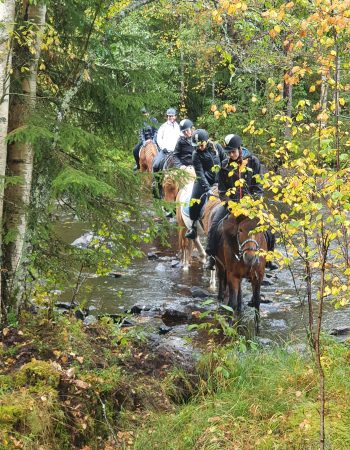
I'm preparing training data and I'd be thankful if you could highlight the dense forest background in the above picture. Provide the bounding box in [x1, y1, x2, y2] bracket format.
[1, 1, 350, 449]
[1, 0, 350, 318]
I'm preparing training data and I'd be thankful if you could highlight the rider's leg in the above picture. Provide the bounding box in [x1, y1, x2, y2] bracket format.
[152, 172, 163, 199]
[152, 151, 166, 199]
[185, 182, 206, 239]
[133, 142, 142, 170]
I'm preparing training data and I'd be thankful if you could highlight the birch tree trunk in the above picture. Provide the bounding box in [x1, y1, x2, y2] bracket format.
[3, 1, 46, 311]
[0, 0, 16, 320]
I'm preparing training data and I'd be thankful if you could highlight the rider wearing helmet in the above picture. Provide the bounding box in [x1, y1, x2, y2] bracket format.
[152, 108, 181, 197]
[185, 129, 225, 240]
[155, 108, 180, 156]
[173, 119, 195, 168]
[133, 107, 158, 171]
[204, 134, 277, 270]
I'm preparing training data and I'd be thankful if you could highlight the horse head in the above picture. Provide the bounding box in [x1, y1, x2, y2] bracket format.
[163, 164, 196, 203]
[223, 215, 263, 268]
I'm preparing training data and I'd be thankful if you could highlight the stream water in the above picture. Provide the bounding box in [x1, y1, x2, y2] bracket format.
[57, 218, 350, 344]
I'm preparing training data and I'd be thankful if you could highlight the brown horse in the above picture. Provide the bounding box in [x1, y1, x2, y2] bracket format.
[175, 182, 221, 272]
[139, 141, 158, 172]
[163, 165, 196, 203]
[218, 214, 267, 328]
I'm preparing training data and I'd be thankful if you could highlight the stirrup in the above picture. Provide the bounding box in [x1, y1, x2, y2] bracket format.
[185, 227, 197, 240]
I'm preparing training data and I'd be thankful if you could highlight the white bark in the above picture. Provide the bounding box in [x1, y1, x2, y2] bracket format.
[4, 2, 46, 307]
[0, 0, 16, 318]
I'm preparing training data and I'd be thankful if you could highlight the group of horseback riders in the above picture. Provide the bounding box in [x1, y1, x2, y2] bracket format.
[133, 107, 278, 272]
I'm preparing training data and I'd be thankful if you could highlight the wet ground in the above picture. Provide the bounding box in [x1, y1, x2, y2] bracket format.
[58, 219, 350, 344]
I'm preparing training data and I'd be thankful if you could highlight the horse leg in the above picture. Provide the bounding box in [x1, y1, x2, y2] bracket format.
[193, 237, 206, 263]
[217, 265, 226, 303]
[183, 242, 190, 271]
[209, 268, 216, 290]
[251, 278, 262, 334]
[178, 228, 189, 271]
[237, 283, 243, 313]
[183, 236, 194, 271]
[227, 275, 241, 314]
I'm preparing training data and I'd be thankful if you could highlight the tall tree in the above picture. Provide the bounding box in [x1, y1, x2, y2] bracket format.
[0, 0, 16, 319]
[3, 0, 47, 310]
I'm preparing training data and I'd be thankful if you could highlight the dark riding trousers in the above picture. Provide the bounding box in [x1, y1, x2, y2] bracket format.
[188, 142, 225, 221]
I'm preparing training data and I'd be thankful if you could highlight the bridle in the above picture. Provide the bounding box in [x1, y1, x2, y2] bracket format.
[234, 226, 260, 262]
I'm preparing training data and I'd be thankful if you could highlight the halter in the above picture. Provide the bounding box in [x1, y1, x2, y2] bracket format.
[234, 232, 260, 261]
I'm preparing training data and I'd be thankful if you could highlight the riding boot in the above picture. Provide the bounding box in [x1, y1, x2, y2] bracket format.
[204, 255, 216, 270]
[185, 221, 197, 240]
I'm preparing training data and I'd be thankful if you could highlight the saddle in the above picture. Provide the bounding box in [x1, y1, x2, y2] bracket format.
[162, 153, 176, 170]
[179, 184, 207, 219]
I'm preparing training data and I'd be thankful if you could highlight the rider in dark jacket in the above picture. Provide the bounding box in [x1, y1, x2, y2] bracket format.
[204, 134, 277, 270]
[185, 129, 225, 240]
[173, 119, 195, 168]
[133, 107, 158, 171]
[218, 148, 263, 201]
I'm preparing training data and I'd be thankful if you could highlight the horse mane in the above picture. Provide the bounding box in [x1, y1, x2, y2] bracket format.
[163, 166, 196, 203]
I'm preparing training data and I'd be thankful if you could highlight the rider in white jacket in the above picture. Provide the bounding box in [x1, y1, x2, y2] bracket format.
[152, 108, 181, 198]
[156, 108, 181, 152]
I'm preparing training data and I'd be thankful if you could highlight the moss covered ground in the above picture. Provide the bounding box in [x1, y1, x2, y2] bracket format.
[0, 312, 349, 449]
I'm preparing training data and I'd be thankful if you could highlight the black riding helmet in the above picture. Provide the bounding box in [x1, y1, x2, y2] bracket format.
[192, 129, 209, 146]
[180, 118, 193, 132]
[223, 134, 242, 152]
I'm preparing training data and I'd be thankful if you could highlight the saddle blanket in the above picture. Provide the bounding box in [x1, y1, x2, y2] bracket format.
[179, 182, 206, 218]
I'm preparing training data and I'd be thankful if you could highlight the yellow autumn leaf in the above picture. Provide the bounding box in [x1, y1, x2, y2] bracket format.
[274, 25, 281, 33]
[309, 85, 315, 92]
